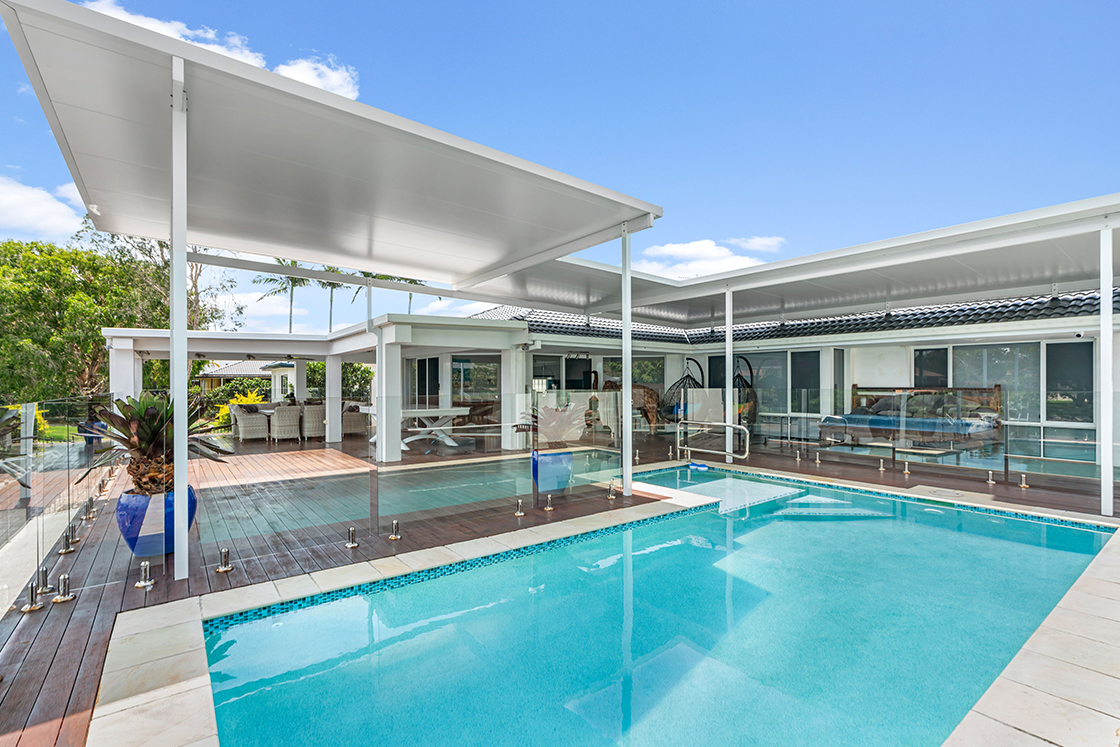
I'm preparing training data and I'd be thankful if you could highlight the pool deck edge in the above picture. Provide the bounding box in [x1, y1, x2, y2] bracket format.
[85, 597, 218, 747]
[943, 531, 1120, 746]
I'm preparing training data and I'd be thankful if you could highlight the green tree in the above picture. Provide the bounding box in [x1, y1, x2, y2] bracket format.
[317, 265, 344, 333]
[253, 259, 310, 333]
[70, 217, 239, 331]
[0, 240, 162, 403]
[306, 362, 374, 400]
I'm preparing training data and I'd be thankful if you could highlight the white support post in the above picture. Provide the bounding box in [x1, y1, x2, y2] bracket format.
[381, 343, 402, 462]
[622, 224, 633, 496]
[365, 280, 373, 333]
[294, 360, 307, 400]
[375, 329, 385, 461]
[438, 353, 453, 409]
[326, 354, 343, 443]
[170, 56, 189, 579]
[1101, 227, 1114, 517]
[501, 347, 526, 451]
[725, 289, 733, 463]
[107, 338, 136, 402]
[133, 355, 144, 398]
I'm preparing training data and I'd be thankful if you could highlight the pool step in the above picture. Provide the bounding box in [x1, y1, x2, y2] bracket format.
[786, 496, 851, 506]
[773, 506, 892, 520]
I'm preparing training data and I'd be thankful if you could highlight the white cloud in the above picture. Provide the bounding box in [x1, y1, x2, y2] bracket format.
[216, 291, 309, 318]
[643, 239, 732, 260]
[53, 182, 84, 212]
[82, 1, 360, 97]
[634, 238, 773, 280]
[634, 255, 765, 280]
[16, 82, 31, 95]
[274, 57, 359, 100]
[0, 176, 83, 242]
[82, 0, 265, 67]
[725, 236, 786, 253]
[414, 298, 498, 317]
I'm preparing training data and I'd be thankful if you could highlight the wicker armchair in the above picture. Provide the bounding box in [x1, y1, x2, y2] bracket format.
[302, 404, 326, 440]
[232, 405, 268, 442]
[270, 405, 302, 441]
[228, 404, 240, 439]
[342, 402, 369, 436]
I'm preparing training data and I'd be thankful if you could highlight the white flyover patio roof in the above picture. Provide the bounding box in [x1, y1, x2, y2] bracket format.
[0, 0, 661, 287]
[576, 192, 1120, 327]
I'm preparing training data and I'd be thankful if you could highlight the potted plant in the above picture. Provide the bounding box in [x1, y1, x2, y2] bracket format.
[527, 404, 587, 493]
[78, 394, 231, 556]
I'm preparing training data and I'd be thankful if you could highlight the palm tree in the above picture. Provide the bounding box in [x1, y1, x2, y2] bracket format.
[349, 271, 427, 314]
[253, 259, 310, 333]
[317, 265, 344, 332]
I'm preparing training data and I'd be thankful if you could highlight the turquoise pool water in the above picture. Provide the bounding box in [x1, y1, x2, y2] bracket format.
[205, 471, 1108, 746]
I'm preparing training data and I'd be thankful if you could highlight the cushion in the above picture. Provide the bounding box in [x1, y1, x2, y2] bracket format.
[346, 404, 361, 413]
[242, 404, 259, 413]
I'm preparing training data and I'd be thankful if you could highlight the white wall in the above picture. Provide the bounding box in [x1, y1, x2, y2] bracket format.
[850, 346, 910, 388]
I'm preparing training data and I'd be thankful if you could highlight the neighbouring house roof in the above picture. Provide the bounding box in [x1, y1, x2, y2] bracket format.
[474, 288, 1117, 345]
[198, 360, 277, 379]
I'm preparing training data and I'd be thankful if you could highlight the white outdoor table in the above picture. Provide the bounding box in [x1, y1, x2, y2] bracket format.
[400, 407, 470, 450]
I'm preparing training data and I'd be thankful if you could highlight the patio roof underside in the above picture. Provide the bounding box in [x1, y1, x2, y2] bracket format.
[0, 0, 660, 288]
[600, 195, 1120, 328]
[7, 0, 1120, 334]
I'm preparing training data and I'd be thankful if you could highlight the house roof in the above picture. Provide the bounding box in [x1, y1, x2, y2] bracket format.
[199, 360, 276, 378]
[475, 288, 1116, 345]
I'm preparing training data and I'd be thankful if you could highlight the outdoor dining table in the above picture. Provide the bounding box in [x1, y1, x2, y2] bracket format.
[400, 407, 470, 450]
[359, 405, 471, 450]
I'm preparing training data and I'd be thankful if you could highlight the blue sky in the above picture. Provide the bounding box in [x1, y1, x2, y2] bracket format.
[2, 0, 1120, 332]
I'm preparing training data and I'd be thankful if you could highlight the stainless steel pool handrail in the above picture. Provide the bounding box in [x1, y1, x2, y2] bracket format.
[676, 420, 750, 460]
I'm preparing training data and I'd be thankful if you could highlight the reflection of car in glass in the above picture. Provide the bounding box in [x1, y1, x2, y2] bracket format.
[819, 390, 1001, 447]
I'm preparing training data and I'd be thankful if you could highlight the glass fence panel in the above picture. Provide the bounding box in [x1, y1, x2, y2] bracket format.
[534, 389, 621, 492]
[187, 390, 373, 568]
[375, 392, 539, 535]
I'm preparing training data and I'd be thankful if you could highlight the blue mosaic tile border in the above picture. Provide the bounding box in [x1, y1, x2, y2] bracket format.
[632, 464, 1118, 534]
[203, 502, 716, 636]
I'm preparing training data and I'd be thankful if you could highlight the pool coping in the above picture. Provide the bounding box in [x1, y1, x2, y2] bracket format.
[84, 465, 1120, 747]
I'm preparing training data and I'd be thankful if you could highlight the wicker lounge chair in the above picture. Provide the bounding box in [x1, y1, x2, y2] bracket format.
[302, 404, 326, 440]
[342, 402, 369, 436]
[232, 405, 268, 442]
[270, 404, 302, 441]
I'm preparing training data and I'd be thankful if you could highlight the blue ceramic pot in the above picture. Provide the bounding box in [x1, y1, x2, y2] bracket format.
[116, 486, 197, 556]
[532, 451, 573, 492]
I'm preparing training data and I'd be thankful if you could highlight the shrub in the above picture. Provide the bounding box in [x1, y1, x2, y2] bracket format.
[213, 389, 266, 429]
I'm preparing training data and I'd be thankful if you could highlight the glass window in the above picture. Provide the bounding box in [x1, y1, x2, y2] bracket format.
[952, 343, 1040, 421]
[1043, 426, 1097, 463]
[452, 356, 500, 404]
[532, 355, 562, 391]
[603, 357, 666, 391]
[914, 348, 948, 387]
[564, 358, 592, 390]
[740, 351, 787, 414]
[1046, 342, 1093, 423]
[707, 356, 726, 390]
[790, 351, 820, 413]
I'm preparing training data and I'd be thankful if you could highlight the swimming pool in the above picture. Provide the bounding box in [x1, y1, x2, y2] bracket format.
[204, 470, 1109, 746]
